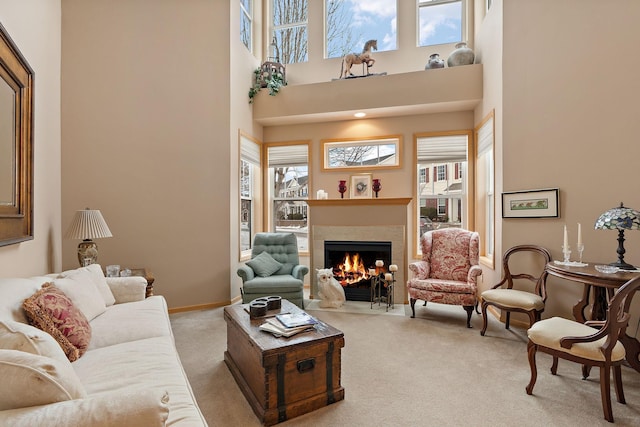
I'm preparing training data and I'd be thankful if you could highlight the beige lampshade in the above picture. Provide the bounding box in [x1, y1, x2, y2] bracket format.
[65, 209, 113, 240]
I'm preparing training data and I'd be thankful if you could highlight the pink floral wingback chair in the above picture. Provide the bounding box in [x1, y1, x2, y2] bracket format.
[407, 228, 482, 328]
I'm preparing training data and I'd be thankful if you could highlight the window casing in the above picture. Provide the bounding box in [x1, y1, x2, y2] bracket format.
[475, 112, 495, 268]
[240, 0, 252, 51]
[267, 143, 309, 253]
[240, 135, 261, 258]
[418, 0, 465, 47]
[272, 0, 308, 64]
[415, 132, 472, 256]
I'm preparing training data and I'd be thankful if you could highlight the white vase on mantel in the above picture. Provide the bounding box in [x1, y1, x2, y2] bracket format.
[447, 42, 475, 67]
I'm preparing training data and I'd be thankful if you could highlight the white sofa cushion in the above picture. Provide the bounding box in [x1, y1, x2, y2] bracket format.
[87, 296, 172, 350]
[59, 264, 115, 307]
[53, 272, 106, 321]
[0, 387, 169, 427]
[0, 320, 68, 364]
[0, 349, 86, 411]
[106, 276, 147, 303]
[74, 336, 206, 426]
[0, 277, 51, 322]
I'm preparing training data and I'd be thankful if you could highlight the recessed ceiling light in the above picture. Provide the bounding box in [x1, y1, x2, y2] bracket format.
[354, 112, 366, 118]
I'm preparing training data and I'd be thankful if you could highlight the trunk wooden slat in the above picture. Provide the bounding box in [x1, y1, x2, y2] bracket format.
[224, 300, 345, 426]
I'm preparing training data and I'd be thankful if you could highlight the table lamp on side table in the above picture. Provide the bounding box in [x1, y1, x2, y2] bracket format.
[594, 202, 640, 270]
[65, 208, 113, 267]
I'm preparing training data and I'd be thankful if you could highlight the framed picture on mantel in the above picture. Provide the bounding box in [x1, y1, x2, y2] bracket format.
[350, 174, 372, 199]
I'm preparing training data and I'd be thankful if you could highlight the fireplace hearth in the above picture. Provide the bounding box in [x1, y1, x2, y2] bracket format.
[324, 240, 391, 301]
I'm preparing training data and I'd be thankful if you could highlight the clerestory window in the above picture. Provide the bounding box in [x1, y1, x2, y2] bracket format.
[325, 0, 397, 59]
[418, 0, 464, 47]
[240, 0, 252, 51]
[272, 0, 308, 64]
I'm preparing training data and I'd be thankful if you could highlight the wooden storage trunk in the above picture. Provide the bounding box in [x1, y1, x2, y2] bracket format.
[224, 300, 345, 426]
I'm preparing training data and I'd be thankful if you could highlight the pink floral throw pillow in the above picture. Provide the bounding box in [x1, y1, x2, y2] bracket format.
[22, 283, 92, 362]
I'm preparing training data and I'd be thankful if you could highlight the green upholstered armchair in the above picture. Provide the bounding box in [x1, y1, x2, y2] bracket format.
[237, 232, 308, 308]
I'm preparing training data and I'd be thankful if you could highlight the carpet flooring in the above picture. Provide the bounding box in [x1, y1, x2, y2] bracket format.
[170, 301, 640, 426]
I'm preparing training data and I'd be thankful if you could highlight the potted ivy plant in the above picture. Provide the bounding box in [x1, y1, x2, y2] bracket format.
[248, 67, 286, 103]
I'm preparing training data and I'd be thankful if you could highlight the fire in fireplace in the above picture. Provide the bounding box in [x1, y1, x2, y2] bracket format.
[324, 240, 392, 301]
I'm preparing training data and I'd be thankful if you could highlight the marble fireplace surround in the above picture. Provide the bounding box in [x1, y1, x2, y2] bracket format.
[307, 198, 411, 304]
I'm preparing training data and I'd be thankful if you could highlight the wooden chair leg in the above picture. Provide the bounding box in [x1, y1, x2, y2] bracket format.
[505, 311, 511, 330]
[410, 298, 417, 318]
[480, 301, 489, 336]
[526, 311, 537, 328]
[551, 356, 558, 375]
[600, 364, 614, 423]
[463, 305, 473, 328]
[613, 365, 626, 404]
[526, 341, 537, 395]
[582, 365, 592, 379]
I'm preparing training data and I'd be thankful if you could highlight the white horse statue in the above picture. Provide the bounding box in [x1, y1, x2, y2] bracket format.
[339, 39, 377, 79]
[316, 268, 346, 308]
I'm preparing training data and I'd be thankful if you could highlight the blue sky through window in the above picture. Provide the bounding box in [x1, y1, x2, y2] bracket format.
[326, 0, 462, 58]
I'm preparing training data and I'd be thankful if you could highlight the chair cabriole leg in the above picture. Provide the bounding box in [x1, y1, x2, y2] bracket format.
[526, 340, 537, 395]
[410, 298, 417, 318]
[480, 301, 489, 336]
[463, 305, 473, 328]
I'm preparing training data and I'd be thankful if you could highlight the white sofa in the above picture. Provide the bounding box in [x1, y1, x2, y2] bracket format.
[0, 264, 207, 426]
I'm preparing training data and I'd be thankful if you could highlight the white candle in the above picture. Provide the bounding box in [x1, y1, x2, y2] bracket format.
[385, 273, 393, 281]
[389, 264, 398, 272]
[368, 268, 376, 276]
[375, 260, 384, 267]
[577, 223, 582, 246]
[563, 225, 569, 248]
[317, 190, 323, 199]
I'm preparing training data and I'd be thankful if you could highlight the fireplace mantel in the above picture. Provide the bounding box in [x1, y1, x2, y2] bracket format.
[308, 197, 411, 304]
[307, 198, 411, 207]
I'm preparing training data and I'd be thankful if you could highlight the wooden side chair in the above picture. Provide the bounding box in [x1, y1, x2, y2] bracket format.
[480, 245, 552, 336]
[525, 276, 640, 423]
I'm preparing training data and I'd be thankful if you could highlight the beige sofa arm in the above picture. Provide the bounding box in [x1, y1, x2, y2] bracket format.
[0, 388, 169, 427]
[106, 276, 147, 303]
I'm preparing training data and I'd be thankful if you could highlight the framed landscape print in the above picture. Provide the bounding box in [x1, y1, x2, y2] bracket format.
[502, 188, 559, 218]
[350, 174, 372, 199]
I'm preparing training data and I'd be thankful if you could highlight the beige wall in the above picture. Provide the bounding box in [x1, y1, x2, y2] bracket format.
[61, 0, 234, 309]
[501, 0, 640, 328]
[0, 1, 62, 277]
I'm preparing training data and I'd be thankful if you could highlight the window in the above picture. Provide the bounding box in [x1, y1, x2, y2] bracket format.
[267, 143, 309, 252]
[418, 0, 464, 47]
[455, 162, 463, 179]
[240, 135, 261, 257]
[322, 136, 401, 171]
[325, 0, 397, 59]
[475, 111, 495, 267]
[419, 168, 427, 183]
[272, 0, 308, 64]
[240, 0, 252, 51]
[415, 132, 472, 255]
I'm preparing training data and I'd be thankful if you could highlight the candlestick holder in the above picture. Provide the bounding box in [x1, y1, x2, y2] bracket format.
[576, 243, 584, 263]
[562, 245, 571, 263]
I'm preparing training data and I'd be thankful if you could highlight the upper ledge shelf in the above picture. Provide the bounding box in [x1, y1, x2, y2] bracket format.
[253, 64, 482, 126]
[307, 198, 412, 207]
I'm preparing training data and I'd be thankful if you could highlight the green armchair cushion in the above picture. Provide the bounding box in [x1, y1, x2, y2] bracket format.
[246, 251, 283, 277]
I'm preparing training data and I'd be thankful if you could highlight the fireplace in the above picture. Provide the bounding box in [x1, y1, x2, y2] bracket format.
[324, 240, 392, 301]
[308, 198, 410, 305]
